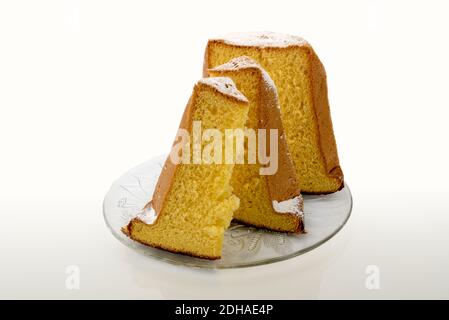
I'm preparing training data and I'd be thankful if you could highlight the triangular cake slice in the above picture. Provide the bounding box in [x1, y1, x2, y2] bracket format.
[123, 77, 249, 259]
[204, 32, 344, 194]
[209, 56, 304, 233]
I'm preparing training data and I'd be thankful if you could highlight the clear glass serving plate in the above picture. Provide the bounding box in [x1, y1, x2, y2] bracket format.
[103, 155, 352, 268]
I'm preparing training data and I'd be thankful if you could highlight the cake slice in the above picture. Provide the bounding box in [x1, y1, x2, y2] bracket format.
[123, 77, 249, 259]
[204, 32, 344, 194]
[209, 56, 304, 233]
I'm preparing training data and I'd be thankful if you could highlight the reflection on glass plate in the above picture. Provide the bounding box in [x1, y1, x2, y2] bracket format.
[103, 155, 352, 268]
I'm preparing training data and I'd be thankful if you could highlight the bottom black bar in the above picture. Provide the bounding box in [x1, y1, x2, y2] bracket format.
[0, 300, 445, 318]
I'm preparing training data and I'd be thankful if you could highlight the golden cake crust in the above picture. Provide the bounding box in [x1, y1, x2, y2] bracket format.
[209, 56, 304, 233]
[203, 32, 344, 194]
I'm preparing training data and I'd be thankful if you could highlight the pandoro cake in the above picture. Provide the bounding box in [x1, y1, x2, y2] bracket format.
[123, 77, 249, 259]
[204, 32, 344, 194]
[209, 56, 304, 233]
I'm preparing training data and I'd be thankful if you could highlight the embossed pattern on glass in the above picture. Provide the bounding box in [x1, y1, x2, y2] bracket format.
[103, 155, 352, 268]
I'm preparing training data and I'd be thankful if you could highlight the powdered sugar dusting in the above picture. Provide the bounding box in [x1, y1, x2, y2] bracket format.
[136, 205, 158, 224]
[272, 195, 304, 217]
[210, 56, 279, 107]
[211, 56, 259, 71]
[199, 77, 248, 103]
[215, 31, 308, 48]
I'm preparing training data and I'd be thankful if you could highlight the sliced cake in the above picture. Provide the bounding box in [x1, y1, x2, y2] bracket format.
[123, 77, 249, 259]
[209, 56, 304, 233]
[204, 32, 344, 194]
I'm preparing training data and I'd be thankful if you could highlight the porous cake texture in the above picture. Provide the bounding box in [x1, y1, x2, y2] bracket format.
[204, 32, 344, 194]
[209, 56, 304, 233]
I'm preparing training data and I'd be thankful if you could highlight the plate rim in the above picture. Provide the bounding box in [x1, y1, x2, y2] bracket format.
[103, 157, 353, 269]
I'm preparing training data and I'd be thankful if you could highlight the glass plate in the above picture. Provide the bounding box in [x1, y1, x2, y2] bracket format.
[103, 155, 352, 268]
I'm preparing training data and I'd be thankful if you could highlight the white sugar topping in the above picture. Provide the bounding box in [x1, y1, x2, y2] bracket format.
[272, 195, 303, 217]
[210, 56, 279, 106]
[210, 55, 259, 71]
[215, 31, 308, 48]
[136, 205, 157, 225]
[199, 77, 248, 102]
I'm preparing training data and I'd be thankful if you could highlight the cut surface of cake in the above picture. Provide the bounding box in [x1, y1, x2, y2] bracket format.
[123, 77, 249, 259]
[209, 56, 304, 233]
[204, 32, 344, 194]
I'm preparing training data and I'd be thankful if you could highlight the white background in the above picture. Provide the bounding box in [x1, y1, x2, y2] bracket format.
[1, 0, 448, 299]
